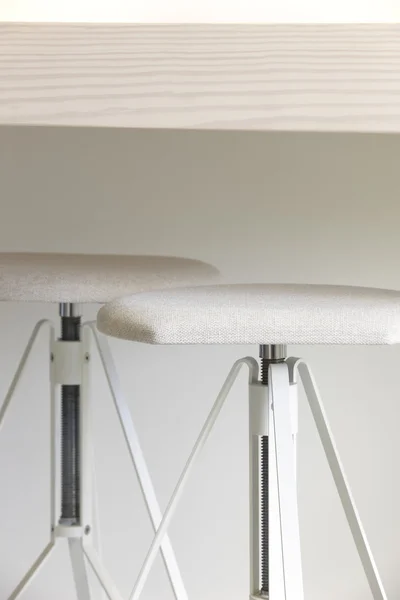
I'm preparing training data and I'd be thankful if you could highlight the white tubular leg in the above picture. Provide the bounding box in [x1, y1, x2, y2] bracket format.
[83, 543, 125, 600]
[69, 539, 92, 600]
[0, 320, 53, 428]
[129, 357, 259, 600]
[8, 542, 55, 600]
[87, 324, 188, 600]
[269, 363, 303, 600]
[291, 359, 387, 600]
[91, 445, 106, 600]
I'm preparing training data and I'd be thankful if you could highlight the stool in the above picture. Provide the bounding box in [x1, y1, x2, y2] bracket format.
[0, 252, 219, 600]
[97, 283, 397, 600]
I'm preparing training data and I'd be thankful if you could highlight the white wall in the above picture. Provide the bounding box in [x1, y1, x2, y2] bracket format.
[2, 0, 400, 22]
[0, 127, 399, 600]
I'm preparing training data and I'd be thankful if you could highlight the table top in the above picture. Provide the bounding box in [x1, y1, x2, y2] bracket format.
[1, 23, 400, 133]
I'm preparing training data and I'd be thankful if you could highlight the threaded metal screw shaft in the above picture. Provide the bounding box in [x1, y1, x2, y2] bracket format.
[59, 309, 81, 525]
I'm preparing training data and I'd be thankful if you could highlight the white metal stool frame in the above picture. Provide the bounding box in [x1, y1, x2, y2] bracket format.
[0, 316, 187, 600]
[127, 348, 387, 600]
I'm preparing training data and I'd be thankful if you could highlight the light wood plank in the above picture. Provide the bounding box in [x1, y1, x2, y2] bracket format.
[1, 23, 400, 133]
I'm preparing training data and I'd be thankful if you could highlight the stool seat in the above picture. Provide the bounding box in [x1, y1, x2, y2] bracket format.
[97, 283, 400, 345]
[0, 253, 219, 303]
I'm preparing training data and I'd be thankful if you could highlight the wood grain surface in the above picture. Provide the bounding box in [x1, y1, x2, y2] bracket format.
[1, 23, 400, 133]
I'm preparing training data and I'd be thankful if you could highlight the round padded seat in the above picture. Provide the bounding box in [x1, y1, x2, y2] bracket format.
[0, 253, 219, 303]
[97, 283, 400, 345]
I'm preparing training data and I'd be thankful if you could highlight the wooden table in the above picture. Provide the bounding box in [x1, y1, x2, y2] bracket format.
[1, 23, 400, 133]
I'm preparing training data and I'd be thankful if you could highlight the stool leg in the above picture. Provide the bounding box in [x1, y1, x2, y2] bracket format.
[269, 363, 303, 600]
[82, 543, 125, 600]
[87, 324, 198, 600]
[128, 357, 259, 600]
[91, 446, 106, 600]
[292, 359, 388, 600]
[0, 320, 53, 429]
[7, 542, 55, 600]
[69, 539, 91, 600]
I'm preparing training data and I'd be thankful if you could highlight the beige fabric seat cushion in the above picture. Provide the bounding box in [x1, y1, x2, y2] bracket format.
[97, 284, 400, 345]
[0, 253, 219, 303]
